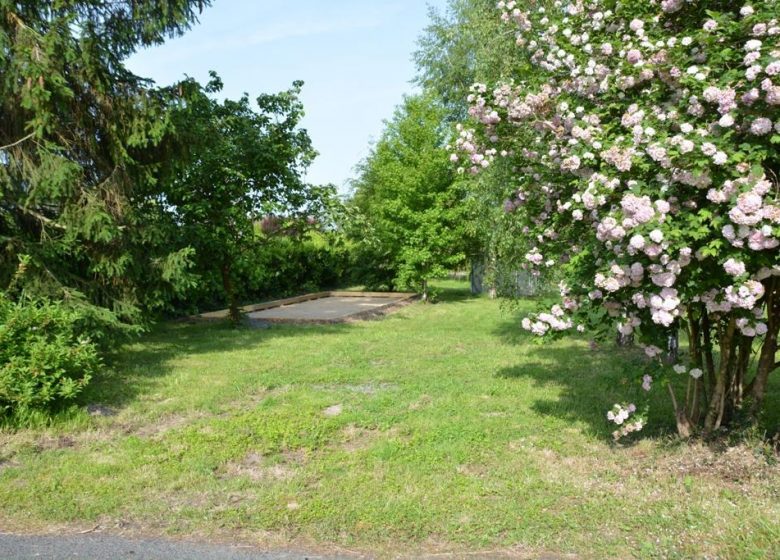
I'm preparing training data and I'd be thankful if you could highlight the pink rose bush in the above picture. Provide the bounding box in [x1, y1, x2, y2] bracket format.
[452, 0, 780, 437]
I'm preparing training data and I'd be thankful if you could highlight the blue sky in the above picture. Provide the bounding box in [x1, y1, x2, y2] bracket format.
[127, 0, 449, 192]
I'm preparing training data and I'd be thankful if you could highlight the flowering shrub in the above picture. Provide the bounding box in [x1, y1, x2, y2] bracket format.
[454, 0, 780, 436]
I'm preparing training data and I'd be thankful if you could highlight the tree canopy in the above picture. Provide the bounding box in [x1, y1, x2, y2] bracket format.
[164, 74, 331, 322]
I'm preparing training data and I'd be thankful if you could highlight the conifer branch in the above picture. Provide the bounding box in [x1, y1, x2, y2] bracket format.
[0, 133, 35, 151]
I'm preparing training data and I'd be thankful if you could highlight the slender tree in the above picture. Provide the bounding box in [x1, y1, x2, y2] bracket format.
[349, 94, 470, 298]
[164, 75, 323, 322]
[414, 0, 525, 295]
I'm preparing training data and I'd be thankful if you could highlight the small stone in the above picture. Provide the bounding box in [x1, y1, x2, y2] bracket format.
[323, 404, 343, 417]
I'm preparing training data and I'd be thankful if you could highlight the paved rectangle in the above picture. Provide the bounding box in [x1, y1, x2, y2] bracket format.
[248, 295, 408, 321]
[195, 291, 417, 323]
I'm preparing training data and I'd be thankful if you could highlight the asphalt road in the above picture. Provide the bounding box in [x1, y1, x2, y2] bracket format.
[0, 534, 354, 560]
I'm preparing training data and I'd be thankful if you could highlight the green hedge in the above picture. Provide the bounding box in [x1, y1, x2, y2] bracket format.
[175, 232, 356, 315]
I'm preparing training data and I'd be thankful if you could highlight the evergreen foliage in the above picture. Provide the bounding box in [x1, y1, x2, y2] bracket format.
[0, 0, 211, 323]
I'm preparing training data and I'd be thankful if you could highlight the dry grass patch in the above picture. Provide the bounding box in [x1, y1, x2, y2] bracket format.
[219, 449, 307, 482]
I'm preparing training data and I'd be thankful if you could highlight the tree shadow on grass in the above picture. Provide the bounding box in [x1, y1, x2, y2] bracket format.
[493, 320, 678, 440]
[431, 282, 477, 304]
[79, 318, 355, 413]
[494, 316, 780, 441]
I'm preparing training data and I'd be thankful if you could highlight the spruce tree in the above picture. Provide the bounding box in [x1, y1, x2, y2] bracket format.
[0, 1, 210, 324]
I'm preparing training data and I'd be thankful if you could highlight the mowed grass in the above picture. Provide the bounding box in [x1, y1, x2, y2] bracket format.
[1, 281, 779, 559]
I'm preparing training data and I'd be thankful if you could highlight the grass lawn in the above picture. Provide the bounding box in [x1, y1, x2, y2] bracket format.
[1, 281, 779, 559]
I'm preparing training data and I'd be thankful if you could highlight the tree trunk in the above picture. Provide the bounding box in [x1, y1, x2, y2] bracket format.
[701, 308, 716, 392]
[703, 317, 736, 435]
[686, 309, 705, 423]
[616, 331, 634, 347]
[688, 309, 702, 368]
[666, 328, 679, 364]
[749, 277, 779, 415]
[732, 335, 752, 410]
[221, 261, 240, 324]
[668, 384, 692, 438]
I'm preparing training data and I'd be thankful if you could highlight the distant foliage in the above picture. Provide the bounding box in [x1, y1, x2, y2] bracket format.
[0, 295, 101, 415]
[179, 231, 354, 314]
[252, 234, 352, 297]
[348, 94, 472, 297]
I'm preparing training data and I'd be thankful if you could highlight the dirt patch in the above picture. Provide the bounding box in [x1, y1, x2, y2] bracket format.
[35, 435, 77, 452]
[0, 411, 207, 469]
[0, 458, 20, 473]
[455, 463, 490, 479]
[522, 438, 780, 502]
[129, 413, 201, 439]
[338, 424, 406, 454]
[313, 382, 397, 395]
[409, 394, 433, 411]
[323, 404, 343, 417]
[219, 449, 307, 482]
[636, 442, 778, 485]
[340, 425, 383, 453]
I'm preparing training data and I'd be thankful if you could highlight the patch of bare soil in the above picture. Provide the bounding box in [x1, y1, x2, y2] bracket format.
[0, 458, 20, 473]
[338, 424, 407, 454]
[340, 425, 383, 453]
[129, 413, 203, 439]
[323, 404, 343, 417]
[637, 442, 778, 485]
[0, 411, 207, 470]
[313, 382, 398, 395]
[1, 387, 299, 469]
[218, 449, 307, 482]
[409, 394, 433, 410]
[35, 435, 77, 452]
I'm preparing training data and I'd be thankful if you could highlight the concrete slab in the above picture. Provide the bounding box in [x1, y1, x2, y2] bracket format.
[248, 296, 404, 321]
[195, 291, 417, 324]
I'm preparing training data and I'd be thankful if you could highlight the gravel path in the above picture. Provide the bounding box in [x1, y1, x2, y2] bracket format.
[0, 534, 353, 560]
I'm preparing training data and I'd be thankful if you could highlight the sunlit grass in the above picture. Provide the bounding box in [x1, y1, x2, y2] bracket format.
[1, 281, 778, 558]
